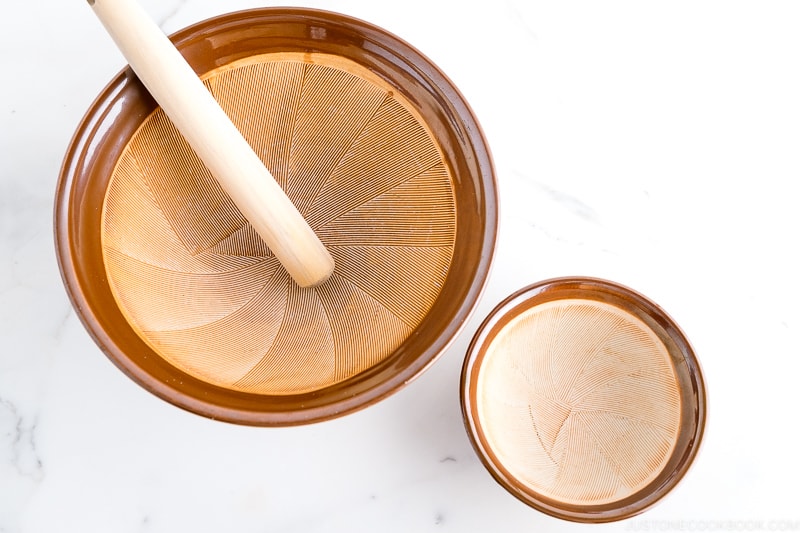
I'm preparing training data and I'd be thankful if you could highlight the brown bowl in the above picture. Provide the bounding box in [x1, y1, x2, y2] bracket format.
[55, 8, 497, 426]
[461, 277, 706, 522]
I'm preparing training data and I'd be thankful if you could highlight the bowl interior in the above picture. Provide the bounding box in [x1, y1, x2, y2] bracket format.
[56, 8, 496, 425]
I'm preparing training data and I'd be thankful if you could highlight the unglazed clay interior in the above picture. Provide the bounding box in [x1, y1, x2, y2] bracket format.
[476, 298, 681, 506]
[101, 53, 456, 395]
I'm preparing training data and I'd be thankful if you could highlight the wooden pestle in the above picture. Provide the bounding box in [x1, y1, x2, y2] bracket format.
[87, 0, 335, 288]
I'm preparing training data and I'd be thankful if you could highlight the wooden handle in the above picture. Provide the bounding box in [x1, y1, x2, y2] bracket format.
[88, 0, 334, 288]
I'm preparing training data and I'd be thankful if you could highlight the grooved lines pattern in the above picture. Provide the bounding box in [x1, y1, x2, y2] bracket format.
[477, 299, 681, 506]
[101, 53, 456, 394]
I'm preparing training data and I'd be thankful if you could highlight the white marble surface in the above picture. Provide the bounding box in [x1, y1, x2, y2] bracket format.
[2, 1, 800, 531]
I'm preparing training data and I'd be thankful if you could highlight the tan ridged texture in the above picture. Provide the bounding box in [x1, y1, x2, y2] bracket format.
[101, 53, 456, 394]
[477, 299, 681, 506]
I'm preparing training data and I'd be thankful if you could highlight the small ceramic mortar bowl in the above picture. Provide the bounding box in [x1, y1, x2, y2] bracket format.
[55, 8, 497, 426]
[461, 277, 706, 522]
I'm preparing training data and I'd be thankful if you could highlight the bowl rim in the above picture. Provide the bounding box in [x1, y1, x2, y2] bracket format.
[55, 6, 498, 426]
[460, 276, 707, 522]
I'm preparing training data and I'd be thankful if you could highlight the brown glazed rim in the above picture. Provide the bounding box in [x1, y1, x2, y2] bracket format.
[55, 8, 497, 426]
[460, 277, 707, 522]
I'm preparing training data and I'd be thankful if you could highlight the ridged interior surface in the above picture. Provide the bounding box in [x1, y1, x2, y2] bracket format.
[477, 299, 681, 506]
[101, 53, 456, 395]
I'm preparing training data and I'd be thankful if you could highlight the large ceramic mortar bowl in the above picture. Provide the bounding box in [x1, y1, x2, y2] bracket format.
[55, 8, 497, 426]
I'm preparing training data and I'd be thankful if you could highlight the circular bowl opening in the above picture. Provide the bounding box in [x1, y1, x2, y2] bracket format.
[55, 8, 497, 426]
[461, 277, 706, 522]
